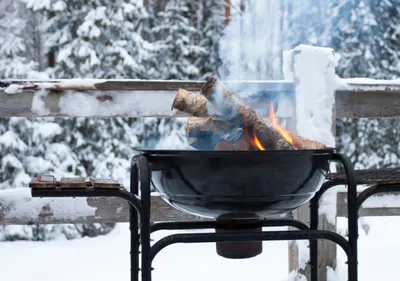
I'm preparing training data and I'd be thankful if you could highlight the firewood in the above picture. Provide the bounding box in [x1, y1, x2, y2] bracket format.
[187, 117, 252, 151]
[233, 139, 250, 151]
[214, 141, 234, 150]
[186, 117, 230, 136]
[172, 89, 212, 117]
[172, 81, 326, 150]
[289, 133, 326, 150]
[200, 76, 295, 150]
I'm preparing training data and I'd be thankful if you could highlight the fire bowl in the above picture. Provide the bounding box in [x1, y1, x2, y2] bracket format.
[140, 149, 334, 219]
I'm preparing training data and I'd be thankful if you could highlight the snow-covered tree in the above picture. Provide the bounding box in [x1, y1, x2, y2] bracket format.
[0, 116, 188, 241]
[24, 0, 155, 79]
[196, 0, 226, 79]
[152, 0, 204, 80]
[0, 0, 45, 78]
[328, 0, 400, 169]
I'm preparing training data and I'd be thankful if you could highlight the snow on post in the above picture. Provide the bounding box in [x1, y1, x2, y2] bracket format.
[284, 44, 342, 147]
[283, 44, 343, 280]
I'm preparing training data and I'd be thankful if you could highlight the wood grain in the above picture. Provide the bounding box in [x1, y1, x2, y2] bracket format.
[60, 177, 87, 189]
[29, 179, 57, 189]
[89, 178, 121, 189]
[336, 192, 400, 217]
[336, 90, 400, 118]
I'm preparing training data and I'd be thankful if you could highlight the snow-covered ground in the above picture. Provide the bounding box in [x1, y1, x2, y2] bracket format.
[1, 217, 399, 281]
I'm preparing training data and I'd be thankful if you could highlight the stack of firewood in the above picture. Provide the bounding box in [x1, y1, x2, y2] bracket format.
[171, 76, 326, 151]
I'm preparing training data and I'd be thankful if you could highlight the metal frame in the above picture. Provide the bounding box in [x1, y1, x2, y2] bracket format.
[31, 152, 368, 281]
[310, 166, 400, 281]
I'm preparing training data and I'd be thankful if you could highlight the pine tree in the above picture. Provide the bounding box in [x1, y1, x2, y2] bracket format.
[152, 0, 204, 80]
[0, 0, 44, 78]
[327, 0, 400, 169]
[0, 116, 188, 241]
[196, 0, 226, 79]
[24, 0, 154, 79]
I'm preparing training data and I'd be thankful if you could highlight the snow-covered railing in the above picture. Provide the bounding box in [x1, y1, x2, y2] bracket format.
[0, 79, 294, 118]
[1, 188, 399, 225]
[1, 78, 400, 118]
[0, 188, 200, 225]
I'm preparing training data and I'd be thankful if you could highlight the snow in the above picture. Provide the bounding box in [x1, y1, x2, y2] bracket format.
[0, 188, 96, 221]
[31, 89, 50, 116]
[288, 44, 341, 147]
[355, 194, 400, 208]
[58, 90, 178, 117]
[31, 122, 62, 140]
[0, 131, 27, 152]
[1, 217, 400, 281]
[340, 77, 400, 91]
[4, 84, 21, 94]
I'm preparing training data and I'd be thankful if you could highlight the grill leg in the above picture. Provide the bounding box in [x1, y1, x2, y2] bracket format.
[130, 158, 140, 281]
[135, 155, 152, 281]
[309, 198, 319, 281]
[333, 153, 358, 281]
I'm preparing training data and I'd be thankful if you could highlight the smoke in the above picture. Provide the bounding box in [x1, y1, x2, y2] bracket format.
[218, 0, 284, 81]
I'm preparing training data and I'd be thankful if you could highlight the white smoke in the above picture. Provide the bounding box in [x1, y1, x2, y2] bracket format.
[219, 0, 284, 81]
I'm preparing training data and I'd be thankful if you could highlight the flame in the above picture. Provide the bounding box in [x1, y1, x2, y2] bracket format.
[253, 131, 266, 150]
[269, 102, 294, 145]
[245, 102, 294, 151]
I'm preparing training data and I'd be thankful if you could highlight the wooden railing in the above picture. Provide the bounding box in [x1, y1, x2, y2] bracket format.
[1, 79, 400, 118]
[1, 189, 400, 226]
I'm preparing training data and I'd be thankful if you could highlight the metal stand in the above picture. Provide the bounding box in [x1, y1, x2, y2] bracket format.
[31, 152, 369, 281]
[130, 152, 359, 281]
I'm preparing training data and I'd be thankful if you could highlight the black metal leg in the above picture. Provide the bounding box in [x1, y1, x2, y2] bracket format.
[130, 158, 140, 281]
[333, 153, 358, 281]
[309, 179, 347, 281]
[134, 155, 152, 281]
[309, 197, 319, 281]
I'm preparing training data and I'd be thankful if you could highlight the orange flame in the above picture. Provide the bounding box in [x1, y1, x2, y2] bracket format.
[269, 102, 294, 145]
[253, 131, 266, 150]
[246, 102, 294, 150]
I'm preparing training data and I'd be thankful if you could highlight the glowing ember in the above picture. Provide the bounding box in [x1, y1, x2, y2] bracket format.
[269, 102, 293, 145]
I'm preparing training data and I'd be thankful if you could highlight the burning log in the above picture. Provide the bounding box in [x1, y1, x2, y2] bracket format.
[187, 117, 250, 150]
[199, 76, 295, 150]
[172, 89, 213, 117]
[290, 134, 327, 150]
[172, 77, 327, 151]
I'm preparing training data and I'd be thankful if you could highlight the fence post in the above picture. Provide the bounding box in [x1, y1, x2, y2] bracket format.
[284, 45, 339, 281]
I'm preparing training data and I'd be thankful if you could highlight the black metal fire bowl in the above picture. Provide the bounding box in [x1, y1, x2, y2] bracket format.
[139, 149, 334, 219]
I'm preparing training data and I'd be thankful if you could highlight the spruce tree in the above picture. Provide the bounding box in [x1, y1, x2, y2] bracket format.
[196, 0, 226, 79]
[24, 0, 153, 79]
[330, 0, 400, 169]
[0, 0, 43, 78]
[152, 0, 204, 80]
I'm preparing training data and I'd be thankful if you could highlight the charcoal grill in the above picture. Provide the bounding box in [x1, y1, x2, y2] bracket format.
[146, 149, 332, 219]
[33, 149, 400, 281]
